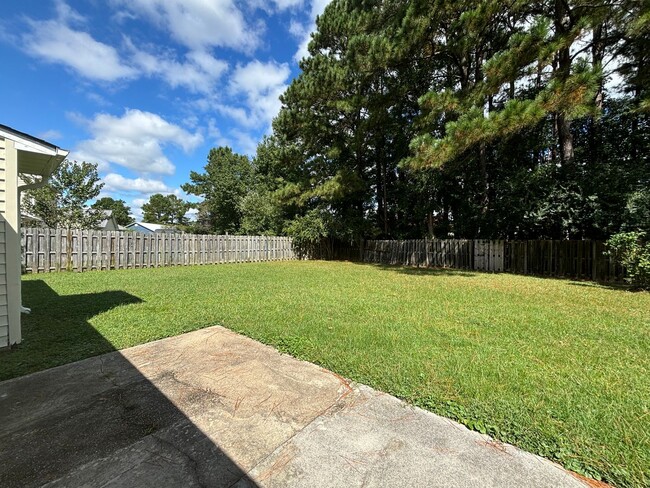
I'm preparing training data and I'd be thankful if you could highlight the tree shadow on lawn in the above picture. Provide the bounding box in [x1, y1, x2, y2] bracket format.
[349, 261, 478, 278]
[0, 279, 258, 488]
[566, 280, 636, 292]
[350, 261, 638, 291]
[501, 270, 633, 291]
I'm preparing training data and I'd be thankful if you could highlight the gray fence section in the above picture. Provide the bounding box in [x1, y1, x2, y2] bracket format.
[363, 239, 622, 280]
[22, 228, 295, 273]
[363, 239, 504, 271]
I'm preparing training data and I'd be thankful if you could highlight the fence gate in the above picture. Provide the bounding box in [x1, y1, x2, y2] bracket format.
[473, 240, 504, 272]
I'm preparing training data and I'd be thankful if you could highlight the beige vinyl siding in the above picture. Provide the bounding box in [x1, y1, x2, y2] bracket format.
[0, 136, 8, 348]
[0, 135, 6, 213]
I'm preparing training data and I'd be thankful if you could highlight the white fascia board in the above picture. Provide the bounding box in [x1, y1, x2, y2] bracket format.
[0, 127, 69, 158]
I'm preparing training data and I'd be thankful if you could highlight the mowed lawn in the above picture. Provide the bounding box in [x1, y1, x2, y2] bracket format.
[3, 261, 649, 487]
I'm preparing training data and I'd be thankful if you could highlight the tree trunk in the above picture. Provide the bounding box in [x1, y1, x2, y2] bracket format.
[557, 112, 574, 163]
[554, 0, 574, 164]
[66, 228, 73, 272]
[589, 22, 605, 163]
[382, 159, 389, 235]
[479, 142, 489, 215]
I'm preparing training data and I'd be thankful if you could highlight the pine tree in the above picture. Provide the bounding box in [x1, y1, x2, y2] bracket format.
[182, 147, 253, 234]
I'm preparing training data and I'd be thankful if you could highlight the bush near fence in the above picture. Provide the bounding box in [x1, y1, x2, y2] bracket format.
[21, 228, 295, 273]
[295, 238, 363, 261]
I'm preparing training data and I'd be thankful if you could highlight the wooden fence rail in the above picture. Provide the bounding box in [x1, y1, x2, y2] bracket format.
[363, 239, 623, 281]
[21, 228, 295, 273]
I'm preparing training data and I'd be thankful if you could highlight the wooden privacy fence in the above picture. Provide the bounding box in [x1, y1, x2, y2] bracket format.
[21, 228, 295, 273]
[363, 239, 623, 281]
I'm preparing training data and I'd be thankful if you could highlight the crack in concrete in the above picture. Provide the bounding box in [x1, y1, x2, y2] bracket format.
[149, 431, 209, 488]
[241, 380, 357, 484]
[359, 439, 406, 488]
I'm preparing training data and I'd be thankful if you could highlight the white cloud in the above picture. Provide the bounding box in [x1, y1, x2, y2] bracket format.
[230, 59, 290, 94]
[217, 60, 290, 128]
[125, 39, 228, 94]
[183, 115, 200, 129]
[129, 197, 148, 220]
[22, 9, 136, 81]
[294, 35, 311, 63]
[103, 173, 173, 193]
[113, 0, 261, 52]
[289, 20, 308, 39]
[53, 0, 86, 24]
[214, 105, 251, 127]
[38, 129, 62, 141]
[293, 0, 331, 62]
[74, 109, 203, 175]
[196, 60, 291, 154]
[206, 119, 259, 156]
[132, 197, 149, 207]
[86, 92, 111, 106]
[272, 0, 304, 9]
[247, 0, 303, 12]
[19, 2, 230, 93]
[230, 130, 259, 156]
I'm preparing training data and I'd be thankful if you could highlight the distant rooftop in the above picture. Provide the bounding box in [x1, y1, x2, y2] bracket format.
[127, 222, 177, 232]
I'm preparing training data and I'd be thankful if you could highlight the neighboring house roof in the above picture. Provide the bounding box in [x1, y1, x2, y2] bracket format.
[126, 222, 178, 233]
[0, 124, 69, 177]
[21, 212, 44, 224]
[97, 209, 116, 229]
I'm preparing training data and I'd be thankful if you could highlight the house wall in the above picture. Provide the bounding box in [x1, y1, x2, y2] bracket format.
[0, 138, 20, 347]
[0, 137, 9, 347]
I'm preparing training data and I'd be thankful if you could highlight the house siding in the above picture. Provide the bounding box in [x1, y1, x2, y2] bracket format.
[1, 138, 20, 347]
[0, 136, 8, 348]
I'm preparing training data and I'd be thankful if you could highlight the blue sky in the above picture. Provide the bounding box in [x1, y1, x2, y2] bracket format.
[0, 0, 329, 220]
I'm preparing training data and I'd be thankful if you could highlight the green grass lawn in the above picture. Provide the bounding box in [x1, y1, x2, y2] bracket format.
[3, 261, 649, 487]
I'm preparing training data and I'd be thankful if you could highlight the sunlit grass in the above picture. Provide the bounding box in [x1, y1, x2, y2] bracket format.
[3, 261, 649, 487]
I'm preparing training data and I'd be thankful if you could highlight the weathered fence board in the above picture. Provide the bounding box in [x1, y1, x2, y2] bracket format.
[363, 238, 622, 281]
[22, 228, 295, 273]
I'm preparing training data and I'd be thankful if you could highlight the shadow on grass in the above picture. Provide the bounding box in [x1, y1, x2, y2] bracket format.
[1, 279, 144, 380]
[567, 280, 634, 292]
[349, 260, 478, 278]
[348, 260, 637, 290]
[0, 279, 258, 487]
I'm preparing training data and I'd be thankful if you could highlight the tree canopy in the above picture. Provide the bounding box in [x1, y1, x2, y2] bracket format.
[22, 160, 104, 229]
[182, 147, 253, 234]
[141, 194, 191, 226]
[239, 0, 649, 242]
[91, 197, 135, 226]
[172, 1, 647, 244]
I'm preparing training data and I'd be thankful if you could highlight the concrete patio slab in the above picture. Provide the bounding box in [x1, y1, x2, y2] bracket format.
[0, 326, 591, 487]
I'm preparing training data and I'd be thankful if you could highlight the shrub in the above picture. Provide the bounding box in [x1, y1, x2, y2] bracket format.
[606, 232, 650, 289]
[284, 209, 330, 258]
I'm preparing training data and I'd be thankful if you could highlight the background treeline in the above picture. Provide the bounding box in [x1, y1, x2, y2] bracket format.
[184, 0, 649, 245]
[24, 0, 649, 246]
